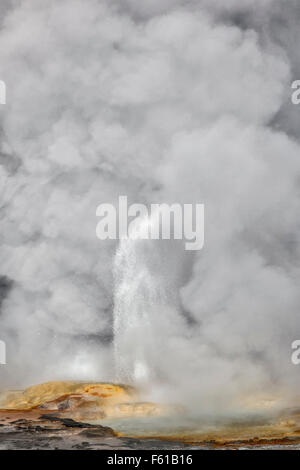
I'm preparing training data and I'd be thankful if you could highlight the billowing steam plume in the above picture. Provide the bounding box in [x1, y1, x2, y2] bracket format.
[0, 0, 300, 412]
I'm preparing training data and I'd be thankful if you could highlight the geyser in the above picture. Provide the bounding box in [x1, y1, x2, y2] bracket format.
[113, 211, 185, 387]
[0, 0, 300, 417]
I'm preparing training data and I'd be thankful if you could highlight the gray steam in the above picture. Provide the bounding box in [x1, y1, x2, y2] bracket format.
[0, 0, 299, 412]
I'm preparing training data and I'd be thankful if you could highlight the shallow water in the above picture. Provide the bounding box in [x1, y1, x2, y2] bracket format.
[90, 411, 278, 441]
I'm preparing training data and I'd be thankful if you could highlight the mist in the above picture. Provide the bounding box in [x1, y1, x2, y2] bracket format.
[0, 0, 300, 414]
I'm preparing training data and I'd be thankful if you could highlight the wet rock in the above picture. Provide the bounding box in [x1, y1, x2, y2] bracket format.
[40, 414, 115, 435]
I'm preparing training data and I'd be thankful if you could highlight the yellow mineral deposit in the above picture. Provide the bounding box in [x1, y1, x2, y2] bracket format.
[2, 381, 137, 410]
[0, 381, 177, 421]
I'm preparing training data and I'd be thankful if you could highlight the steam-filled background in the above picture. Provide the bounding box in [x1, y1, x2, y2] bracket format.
[0, 0, 300, 411]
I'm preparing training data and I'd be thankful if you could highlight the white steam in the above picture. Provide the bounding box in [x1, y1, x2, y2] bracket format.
[0, 0, 299, 413]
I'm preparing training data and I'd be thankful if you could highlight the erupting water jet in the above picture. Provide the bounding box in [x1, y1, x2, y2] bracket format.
[113, 211, 185, 387]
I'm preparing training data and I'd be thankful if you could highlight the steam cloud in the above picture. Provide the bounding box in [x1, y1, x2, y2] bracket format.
[0, 0, 300, 412]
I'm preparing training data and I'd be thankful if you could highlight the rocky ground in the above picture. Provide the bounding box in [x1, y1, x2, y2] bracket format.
[2, 381, 300, 450]
[1, 410, 300, 450]
[0, 411, 193, 450]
